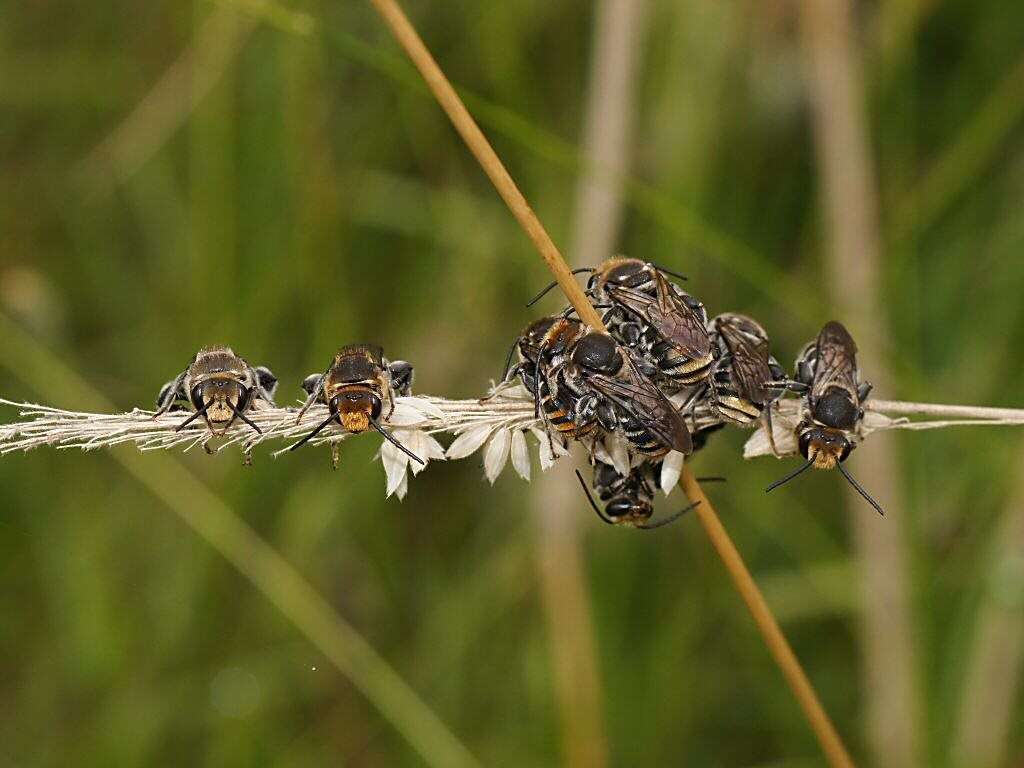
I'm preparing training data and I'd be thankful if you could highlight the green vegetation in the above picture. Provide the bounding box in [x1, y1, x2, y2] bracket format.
[1, 0, 1023, 765]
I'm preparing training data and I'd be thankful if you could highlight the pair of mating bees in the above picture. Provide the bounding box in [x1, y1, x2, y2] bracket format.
[513, 257, 883, 526]
[154, 345, 422, 466]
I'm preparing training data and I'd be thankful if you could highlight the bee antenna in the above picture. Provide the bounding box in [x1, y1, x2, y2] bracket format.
[525, 268, 594, 307]
[766, 459, 814, 493]
[637, 501, 699, 530]
[370, 418, 425, 465]
[175, 402, 210, 432]
[837, 463, 885, 516]
[288, 412, 336, 451]
[574, 469, 616, 526]
[227, 400, 263, 435]
[500, 338, 520, 383]
[650, 263, 688, 281]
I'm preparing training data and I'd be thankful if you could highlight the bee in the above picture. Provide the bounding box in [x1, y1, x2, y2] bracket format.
[154, 346, 278, 443]
[290, 345, 421, 468]
[574, 462, 698, 530]
[537, 321, 693, 457]
[497, 315, 561, 395]
[526, 257, 688, 308]
[515, 316, 603, 442]
[528, 258, 713, 387]
[766, 321, 884, 515]
[705, 313, 794, 455]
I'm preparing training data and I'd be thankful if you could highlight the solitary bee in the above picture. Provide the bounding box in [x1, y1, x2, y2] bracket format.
[154, 345, 278, 439]
[290, 345, 421, 468]
[705, 313, 793, 455]
[537, 321, 693, 457]
[574, 462, 699, 530]
[766, 321, 883, 515]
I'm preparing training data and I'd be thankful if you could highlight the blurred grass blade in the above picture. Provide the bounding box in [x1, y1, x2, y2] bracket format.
[74, 5, 256, 198]
[0, 312, 480, 768]
[889, 53, 1024, 247]
[211, 0, 822, 324]
[952, 444, 1024, 768]
[800, 1, 921, 766]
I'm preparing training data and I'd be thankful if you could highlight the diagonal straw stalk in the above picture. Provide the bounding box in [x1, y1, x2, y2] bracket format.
[366, 1, 855, 765]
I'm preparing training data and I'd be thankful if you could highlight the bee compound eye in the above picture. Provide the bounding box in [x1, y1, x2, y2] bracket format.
[606, 498, 635, 520]
[798, 430, 813, 459]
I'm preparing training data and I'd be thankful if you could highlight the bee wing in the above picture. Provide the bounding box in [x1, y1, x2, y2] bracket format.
[609, 280, 711, 360]
[811, 321, 860, 402]
[588, 358, 692, 454]
[717, 320, 772, 405]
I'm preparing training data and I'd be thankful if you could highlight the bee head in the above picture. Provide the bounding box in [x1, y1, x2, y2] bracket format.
[570, 332, 622, 375]
[330, 389, 382, 433]
[799, 426, 854, 470]
[593, 257, 648, 290]
[541, 318, 583, 357]
[605, 495, 654, 526]
[193, 377, 248, 427]
[519, 316, 559, 362]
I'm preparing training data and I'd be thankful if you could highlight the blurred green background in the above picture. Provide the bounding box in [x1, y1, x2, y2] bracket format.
[2, 0, 1024, 765]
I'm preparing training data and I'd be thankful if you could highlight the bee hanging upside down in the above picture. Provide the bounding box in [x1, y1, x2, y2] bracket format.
[766, 321, 884, 515]
[290, 345, 422, 468]
[574, 462, 700, 530]
[154, 346, 278, 446]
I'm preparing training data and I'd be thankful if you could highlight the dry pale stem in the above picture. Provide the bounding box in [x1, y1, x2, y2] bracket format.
[680, 467, 855, 768]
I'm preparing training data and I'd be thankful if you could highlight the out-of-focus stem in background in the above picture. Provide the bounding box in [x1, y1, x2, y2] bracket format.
[799, 2, 922, 766]
[953, 450, 1024, 768]
[531, 1, 647, 765]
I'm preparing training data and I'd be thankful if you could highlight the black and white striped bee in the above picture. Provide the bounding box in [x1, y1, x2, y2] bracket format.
[534, 320, 693, 458]
[154, 345, 278, 439]
[705, 313, 792, 455]
[574, 462, 698, 530]
[527, 257, 714, 388]
[495, 315, 602, 443]
[766, 321, 884, 515]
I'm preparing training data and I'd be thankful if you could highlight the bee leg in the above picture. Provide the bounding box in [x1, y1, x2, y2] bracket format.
[796, 359, 814, 387]
[296, 372, 326, 423]
[763, 406, 781, 458]
[594, 399, 618, 433]
[858, 381, 873, 402]
[154, 372, 187, 418]
[243, 448, 253, 467]
[331, 441, 341, 470]
[295, 391, 319, 424]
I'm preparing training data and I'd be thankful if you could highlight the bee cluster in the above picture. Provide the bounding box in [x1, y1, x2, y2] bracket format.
[146, 257, 882, 524]
[497, 257, 884, 526]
